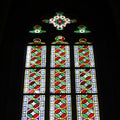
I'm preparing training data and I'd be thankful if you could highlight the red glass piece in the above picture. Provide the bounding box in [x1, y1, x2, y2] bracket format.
[82, 99, 87, 104]
[82, 109, 88, 114]
[55, 109, 61, 114]
[60, 95, 66, 98]
[87, 95, 92, 98]
[60, 85, 66, 89]
[35, 76, 40, 80]
[88, 113, 94, 118]
[28, 100, 34, 104]
[60, 103, 66, 108]
[33, 113, 39, 118]
[55, 81, 61, 85]
[55, 90, 61, 93]
[86, 76, 91, 80]
[81, 90, 87, 93]
[30, 73, 35, 77]
[81, 81, 86, 85]
[34, 95, 39, 98]
[34, 103, 39, 108]
[88, 103, 93, 108]
[61, 113, 67, 118]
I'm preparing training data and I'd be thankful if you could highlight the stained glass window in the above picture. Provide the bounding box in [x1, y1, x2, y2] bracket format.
[49, 35, 72, 119]
[50, 95, 72, 120]
[21, 38, 46, 120]
[22, 95, 45, 120]
[42, 12, 76, 30]
[74, 38, 100, 120]
[21, 13, 100, 120]
[76, 95, 99, 120]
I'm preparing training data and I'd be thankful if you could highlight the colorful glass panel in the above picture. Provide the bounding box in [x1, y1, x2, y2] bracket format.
[42, 12, 76, 30]
[75, 69, 97, 93]
[50, 69, 71, 93]
[51, 45, 70, 68]
[52, 36, 68, 44]
[76, 95, 100, 120]
[75, 38, 92, 44]
[74, 25, 91, 34]
[29, 25, 46, 34]
[22, 95, 45, 120]
[25, 46, 46, 68]
[24, 69, 46, 94]
[50, 95, 72, 120]
[28, 38, 45, 45]
[74, 45, 95, 67]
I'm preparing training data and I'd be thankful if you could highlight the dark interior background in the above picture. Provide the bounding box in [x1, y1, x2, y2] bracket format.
[0, 0, 119, 120]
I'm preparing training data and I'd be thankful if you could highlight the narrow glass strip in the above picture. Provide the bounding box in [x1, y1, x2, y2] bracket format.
[24, 69, 46, 94]
[51, 45, 70, 68]
[50, 69, 71, 93]
[25, 46, 46, 68]
[75, 69, 97, 93]
[21, 95, 45, 120]
[74, 45, 95, 67]
[50, 95, 72, 120]
[76, 95, 100, 120]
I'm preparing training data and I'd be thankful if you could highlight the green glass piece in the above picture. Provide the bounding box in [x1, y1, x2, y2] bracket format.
[61, 109, 67, 114]
[55, 114, 60, 118]
[74, 25, 91, 33]
[83, 113, 88, 118]
[55, 104, 60, 108]
[29, 25, 46, 34]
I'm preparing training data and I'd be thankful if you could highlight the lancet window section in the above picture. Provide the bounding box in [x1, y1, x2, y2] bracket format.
[74, 38, 100, 120]
[21, 38, 46, 120]
[49, 35, 72, 120]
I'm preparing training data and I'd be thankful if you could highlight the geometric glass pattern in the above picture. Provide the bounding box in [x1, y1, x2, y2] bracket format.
[29, 25, 46, 34]
[21, 95, 45, 120]
[25, 45, 46, 68]
[74, 45, 95, 67]
[51, 45, 70, 68]
[42, 12, 76, 30]
[74, 25, 91, 34]
[74, 38, 100, 120]
[21, 11, 101, 120]
[22, 39, 46, 120]
[76, 95, 100, 120]
[24, 69, 46, 94]
[50, 69, 71, 93]
[75, 69, 97, 93]
[50, 95, 72, 120]
[52, 36, 68, 44]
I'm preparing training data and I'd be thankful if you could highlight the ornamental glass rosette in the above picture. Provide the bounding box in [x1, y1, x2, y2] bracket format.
[42, 12, 77, 30]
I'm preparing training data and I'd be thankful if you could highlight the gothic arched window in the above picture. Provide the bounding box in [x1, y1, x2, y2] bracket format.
[21, 12, 100, 120]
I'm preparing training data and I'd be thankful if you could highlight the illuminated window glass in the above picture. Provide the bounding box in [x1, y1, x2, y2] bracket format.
[50, 95, 72, 120]
[25, 45, 46, 68]
[74, 38, 100, 120]
[51, 36, 70, 68]
[22, 95, 45, 120]
[23, 69, 46, 94]
[74, 44, 95, 67]
[21, 38, 46, 120]
[50, 69, 71, 93]
[50, 35, 72, 119]
[21, 13, 100, 120]
[76, 95, 99, 120]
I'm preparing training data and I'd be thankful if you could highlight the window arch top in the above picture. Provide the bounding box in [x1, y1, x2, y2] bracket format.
[28, 38, 46, 44]
[75, 38, 92, 44]
[51, 35, 69, 44]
